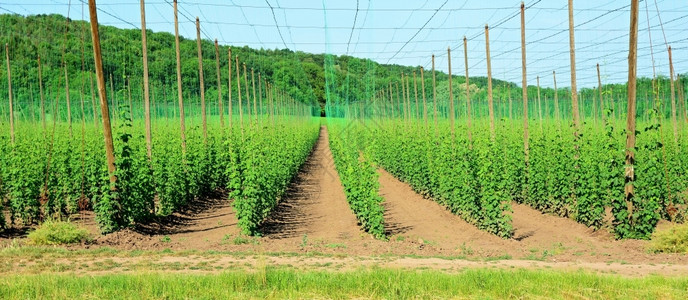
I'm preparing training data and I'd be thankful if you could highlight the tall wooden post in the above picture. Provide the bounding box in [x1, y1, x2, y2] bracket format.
[243, 63, 250, 126]
[485, 25, 495, 139]
[625, 0, 639, 211]
[235, 56, 243, 132]
[251, 68, 257, 124]
[173, 0, 186, 152]
[592, 82, 597, 123]
[195, 17, 207, 142]
[401, 72, 406, 122]
[394, 81, 400, 120]
[520, 2, 529, 159]
[140, 0, 152, 159]
[668, 46, 677, 145]
[228, 49, 233, 127]
[432, 54, 438, 131]
[268, 81, 274, 125]
[258, 72, 263, 119]
[214, 40, 224, 128]
[5, 44, 14, 145]
[568, 0, 581, 130]
[88, 0, 116, 183]
[421, 67, 427, 128]
[537, 76, 542, 130]
[553, 71, 560, 121]
[679, 75, 687, 124]
[464, 36, 472, 144]
[406, 71, 411, 121]
[413, 71, 419, 120]
[508, 85, 513, 119]
[38, 55, 46, 131]
[447, 47, 455, 137]
[597, 63, 604, 122]
[388, 82, 393, 119]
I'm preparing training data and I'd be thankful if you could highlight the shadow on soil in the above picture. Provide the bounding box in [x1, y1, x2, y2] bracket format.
[259, 129, 323, 239]
[382, 202, 413, 236]
[133, 190, 234, 236]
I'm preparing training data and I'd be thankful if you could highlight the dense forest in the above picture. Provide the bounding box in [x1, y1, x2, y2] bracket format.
[0, 13, 685, 118]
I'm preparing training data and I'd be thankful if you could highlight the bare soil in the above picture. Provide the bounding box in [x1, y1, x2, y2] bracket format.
[2, 126, 687, 276]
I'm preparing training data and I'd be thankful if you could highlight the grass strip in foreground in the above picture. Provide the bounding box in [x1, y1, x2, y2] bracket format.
[1, 267, 687, 299]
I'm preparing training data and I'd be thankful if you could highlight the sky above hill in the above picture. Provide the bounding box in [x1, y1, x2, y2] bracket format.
[1, 0, 687, 89]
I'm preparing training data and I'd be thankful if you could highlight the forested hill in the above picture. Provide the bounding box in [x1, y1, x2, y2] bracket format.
[0, 13, 683, 115]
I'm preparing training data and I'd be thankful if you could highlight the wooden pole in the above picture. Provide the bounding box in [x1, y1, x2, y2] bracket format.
[258, 72, 263, 120]
[38, 55, 46, 131]
[508, 85, 513, 119]
[592, 81, 597, 123]
[228, 49, 233, 128]
[448, 47, 455, 137]
[520, 2, 529, 159]
[214, 40, 224, 128]
[568, 0, 581, 130]
[413, 71, 419, 120]
[553, 71, 560, 121]
[675, 76, 681, 126]
[243, 63, 250, 126]
[432, 55, 438, 131]
[463, 36, 472, 144]
[268, 81, 274, 125]
[195, 17, 207, 142]
[5, 44, 14, 145]
[251, 68, 257, 124]
[401, 72, 406, 122]
[406, 71, 411, 122]
[395, 81, 406, 119]
[140, 0, 152, 159]
[679, 75, 687, 124]
[235, 56, 243, 133]
[174, 0, 186, 152]
[421, 67, 427, 128]
[88, 0, 116, 183]
[388, 82, 393, 119]
[668, 46, 677, 145]
[537, 76, 542, 130]
[485, 25, 495, 139]
[625, 0, 639, 213]
[597, 63, 604, 122]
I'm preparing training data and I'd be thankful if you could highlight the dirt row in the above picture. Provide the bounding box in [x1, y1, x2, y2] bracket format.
[3, 126, 687, 274]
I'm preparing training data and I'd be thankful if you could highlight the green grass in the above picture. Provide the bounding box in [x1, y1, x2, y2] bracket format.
[649, 223, 688, 254]
[1, 268, 687, 299]
[26, 220, 90, 245]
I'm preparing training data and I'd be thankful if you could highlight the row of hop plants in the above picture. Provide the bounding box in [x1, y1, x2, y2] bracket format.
[327, 120, 386, 239]
[360, 107, 686, 240]
[231, 120, 320, 235]
[522, 108, 687, 239]
[365, 119, 513, 239]
[0, 108, 320, 234]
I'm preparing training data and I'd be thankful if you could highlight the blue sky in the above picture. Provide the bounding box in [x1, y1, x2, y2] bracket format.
[1, 0, 687, 88]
